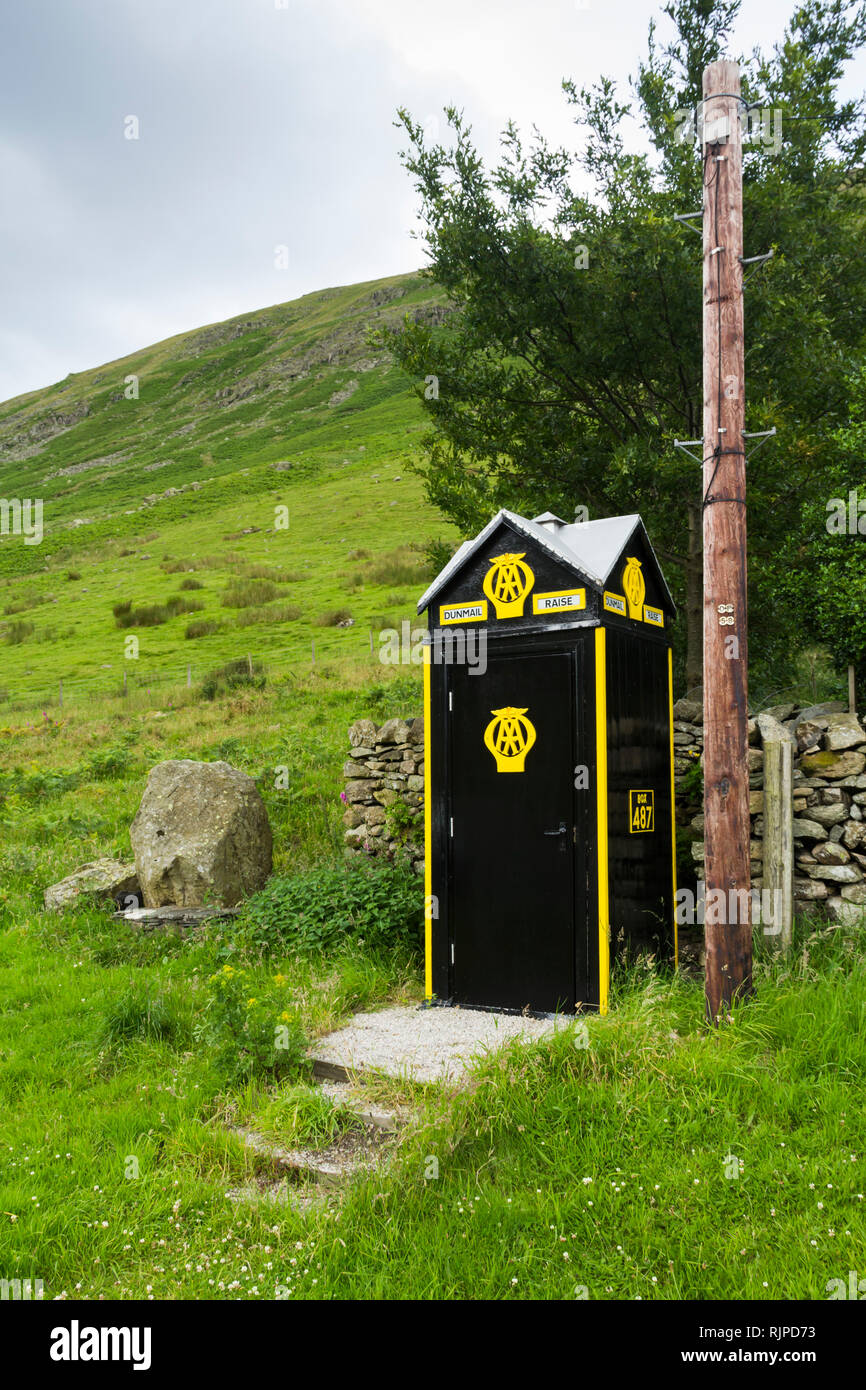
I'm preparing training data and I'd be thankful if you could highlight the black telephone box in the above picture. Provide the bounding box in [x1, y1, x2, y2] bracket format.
[418, 508, 678, 1016]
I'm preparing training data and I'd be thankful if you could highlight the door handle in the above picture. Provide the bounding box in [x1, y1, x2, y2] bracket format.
[543, 822, 567, 837]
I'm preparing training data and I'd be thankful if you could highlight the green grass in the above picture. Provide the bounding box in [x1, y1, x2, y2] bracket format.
[0, 268, 862, 1303]
[0, 883, 864, 1299]
[0, 270, 452, 713]
[0, 673, 863, 1301]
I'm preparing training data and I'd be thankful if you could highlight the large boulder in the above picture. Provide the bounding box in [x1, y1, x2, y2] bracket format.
[44, 859, 140, 913]
[130, 760, 272, 908]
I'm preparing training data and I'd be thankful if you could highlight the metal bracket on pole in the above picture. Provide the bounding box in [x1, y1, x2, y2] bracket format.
[673, 212, 703, 238]
[739, 247, 774, 282]
[742, 426, 777, 458]
[673, 438, 705, 465]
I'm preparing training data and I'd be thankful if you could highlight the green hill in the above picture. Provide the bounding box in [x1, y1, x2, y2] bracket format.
[0, 271, 454, 708]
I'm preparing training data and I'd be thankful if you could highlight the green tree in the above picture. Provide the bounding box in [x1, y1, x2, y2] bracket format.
[779, 362, 866, 696]
[384, 0, 866, 691]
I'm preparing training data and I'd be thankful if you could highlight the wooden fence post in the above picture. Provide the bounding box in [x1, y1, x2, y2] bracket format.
[762, 735, 793, 950]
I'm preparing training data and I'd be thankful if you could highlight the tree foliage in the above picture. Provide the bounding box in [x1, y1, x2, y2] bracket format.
[383, 0, 866, 692]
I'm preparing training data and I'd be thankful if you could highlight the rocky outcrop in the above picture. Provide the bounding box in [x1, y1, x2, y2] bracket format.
[130, 760, 272, 908]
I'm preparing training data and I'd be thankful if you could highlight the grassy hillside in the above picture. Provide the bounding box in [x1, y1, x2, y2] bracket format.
[0, 271, 453, 710]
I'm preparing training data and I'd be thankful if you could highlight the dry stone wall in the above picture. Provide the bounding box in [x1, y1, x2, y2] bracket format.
[674, 698, 866, 925]
[342, 701, 866, 926]
[342, 716, 425, 876]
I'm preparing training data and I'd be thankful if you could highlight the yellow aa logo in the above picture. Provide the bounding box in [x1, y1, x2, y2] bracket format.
[483, 706, 537, 773]
[622, 556, 646, 619]
[482, 552, 535, 618]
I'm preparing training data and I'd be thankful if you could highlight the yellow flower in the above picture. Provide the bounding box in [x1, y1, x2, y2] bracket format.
[280, 1012, 290, 1023]
[247, 998, 257, 1007]
[273, 974, 288, 986]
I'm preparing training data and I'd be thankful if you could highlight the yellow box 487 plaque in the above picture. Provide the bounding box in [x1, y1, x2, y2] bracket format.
[629, 789, 655, 833]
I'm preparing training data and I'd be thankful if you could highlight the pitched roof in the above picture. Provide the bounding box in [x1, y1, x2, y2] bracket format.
[417, 508, 676, 614]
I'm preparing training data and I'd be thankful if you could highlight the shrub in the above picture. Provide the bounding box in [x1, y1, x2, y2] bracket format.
[241, 564, 301, 582]
[235, 602, 301, 628]
[165, 596, 203, 617]
[221, 580, 281, 608]
[179, 577, 203, 591]
[365, 548, 430, 587]
[314, 608, 352, 627]
[114, 603, 166, 628]
[4, 620, 34, 644]
[66, 571, 81, 581]
[237, 860, 423, 957]
[186, 618, 222, 639]
[200, 658, 266, 700]
[114, 598, 202, 628]
[3, 593, 46, 616]
[199, 964, 308, 1084]
[98, 981, 192, 1049]
[84, 739, 135, 781]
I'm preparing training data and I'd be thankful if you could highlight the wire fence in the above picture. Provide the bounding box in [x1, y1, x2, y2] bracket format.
[0, 623, 426, 718]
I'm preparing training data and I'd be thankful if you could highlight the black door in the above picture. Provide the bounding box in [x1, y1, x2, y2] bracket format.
[447, 647, 582, 1013]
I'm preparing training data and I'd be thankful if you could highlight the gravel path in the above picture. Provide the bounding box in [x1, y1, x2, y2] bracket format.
[310, 1005, 570, 1084]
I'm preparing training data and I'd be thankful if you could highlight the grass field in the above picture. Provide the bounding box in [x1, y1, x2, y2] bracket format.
[0, 270, 452, 711]
[1, 275, 864, 1304]
[0, 676, 864, 1302]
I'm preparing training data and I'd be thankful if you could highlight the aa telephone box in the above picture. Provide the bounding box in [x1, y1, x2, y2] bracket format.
[418, 508, 678, 1016]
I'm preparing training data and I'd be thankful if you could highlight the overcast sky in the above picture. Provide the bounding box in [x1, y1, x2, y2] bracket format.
[2, 0, 864, 404]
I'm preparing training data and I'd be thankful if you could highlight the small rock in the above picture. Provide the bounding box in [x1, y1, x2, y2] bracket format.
[792, 818, 828, 841]
[672, 699, 702, 723]
[349, 719, 378, 748]
[826, 897, 866, 925]
[793, 878, 829, 900]
[378, 718, 410, 745]
[803, 863, 862, 883]
[821, 712, 866, 751]
[808, 803, 849, 827]
[812, 841, 851, 866]
[800, 749, 866, 780]
[44, 859, 140, 913]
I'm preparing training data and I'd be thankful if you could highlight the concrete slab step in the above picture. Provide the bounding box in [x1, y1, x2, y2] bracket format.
[225, 1181, 324, 1213]
[316, 1079, 405, 1134]
[232, 1124, 382, 1187]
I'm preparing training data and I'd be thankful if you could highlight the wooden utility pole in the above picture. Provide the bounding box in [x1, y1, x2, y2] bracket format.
[701, 59, 752, 1021]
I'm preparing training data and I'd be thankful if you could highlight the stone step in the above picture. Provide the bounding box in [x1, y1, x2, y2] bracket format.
[115, 906, 241, 926]
[316, 1079, 405, 1134]
[231, 1124, 383, 1188]
[224, 1181, 324, 1214]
